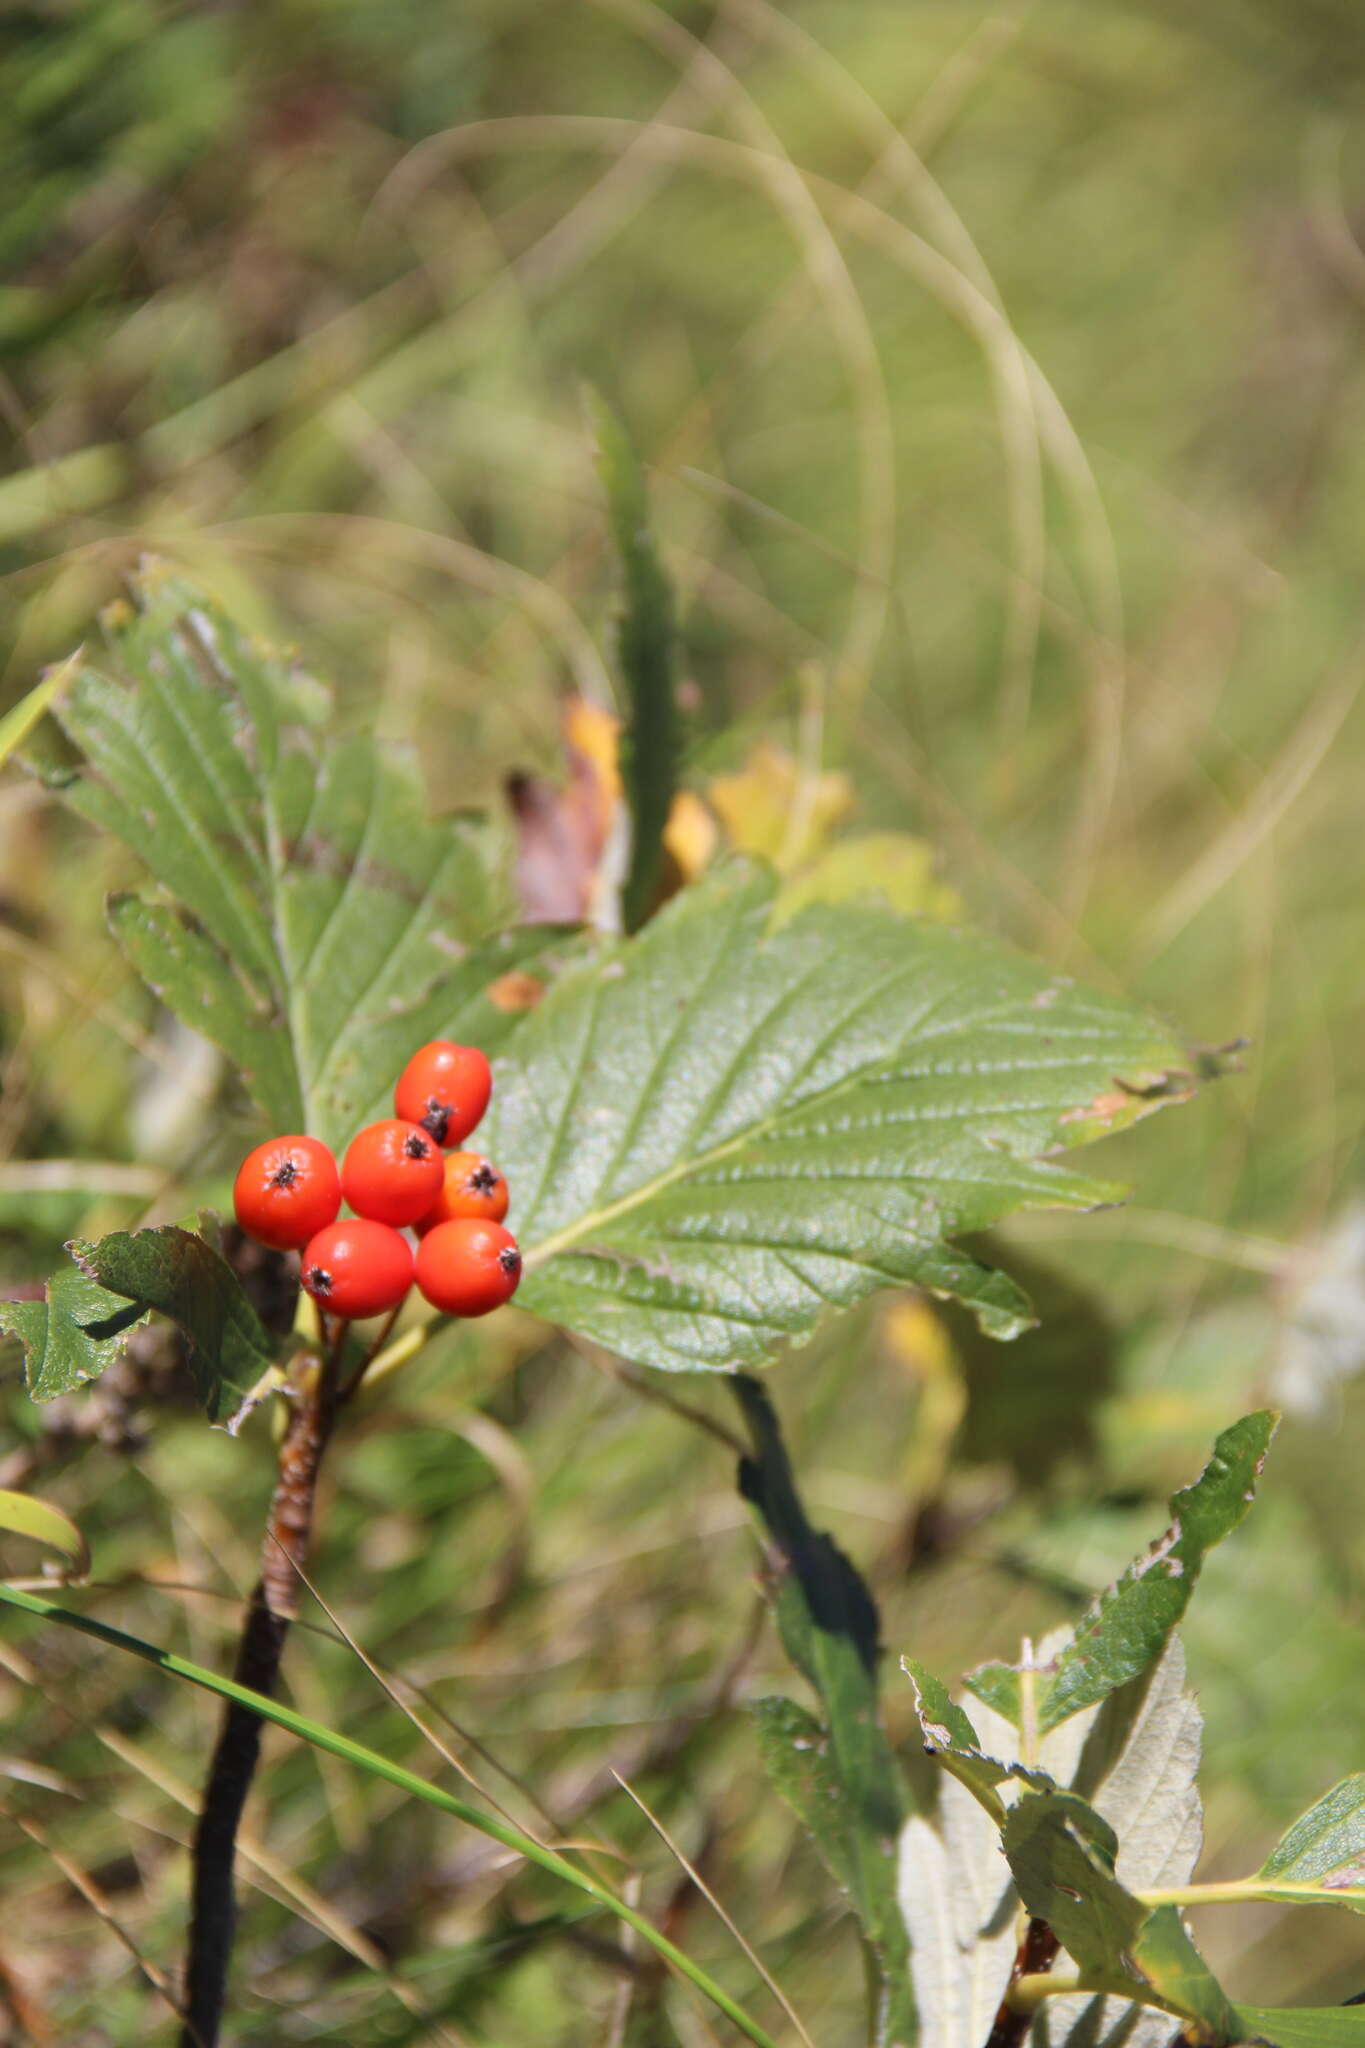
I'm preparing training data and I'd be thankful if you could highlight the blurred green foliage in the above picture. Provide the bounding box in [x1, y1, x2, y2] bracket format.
[1, 1, 1363, 2039]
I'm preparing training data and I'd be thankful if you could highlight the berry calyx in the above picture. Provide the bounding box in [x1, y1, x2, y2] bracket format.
[415, 1150, 509, 1232]
[233, 1135, 341, 1251]
[300, 1219, 414, 1321]
[415, 1219, 522, 1317]
[394, 1041, 493, 1148]
[341, 1119, 443, 1227]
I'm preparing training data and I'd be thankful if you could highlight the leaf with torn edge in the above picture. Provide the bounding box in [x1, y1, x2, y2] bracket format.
[901, 1637, 1208, 2048]
[69, 1227, 276, 1427]
[903, 1659, 1053, 1817]
[488, 859, 1210, 1372]
[0, 1265, 149, 1401]
[967, 1412, 1276, 1731]
[1002, 1786, 1238, 2035]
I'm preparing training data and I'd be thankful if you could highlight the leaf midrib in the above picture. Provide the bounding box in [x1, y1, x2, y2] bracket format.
[522, 1054, 1108, 1269]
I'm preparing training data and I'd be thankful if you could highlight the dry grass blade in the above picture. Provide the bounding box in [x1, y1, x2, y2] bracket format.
[92, 1728, 471, 2047]
[610, 1770, 819, 2048]
[8, 1810, 201, 2042]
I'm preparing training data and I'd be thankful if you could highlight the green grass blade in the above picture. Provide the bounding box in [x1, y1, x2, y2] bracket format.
[0, 1582, 779, 2048]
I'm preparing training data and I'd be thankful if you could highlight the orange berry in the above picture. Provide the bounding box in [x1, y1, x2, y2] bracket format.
[416, 1151, 509, 1232]
[415, 1219, 521, 1317]
[394, 1041, 493, 1148]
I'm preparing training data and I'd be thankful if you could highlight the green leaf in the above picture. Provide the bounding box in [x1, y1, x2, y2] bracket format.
[1038, 1641, 1206, 2046]
[735, 1376, 913, 2048]
[1233, 2008, 1365, 2047]
[0, 1265, 149, 1400]
[491, 860, 1203, 1371]
[69, 1226, 276, 1426]
[0, 1489, 90, 1580]
[903, 1658, 1053, 1818]
[591, 391, 678, 935]
[1001, 1780, 1238, 2037]
[1002, 1788, 1237, 2032]
[1255, 1776, 1365, 1912]
[968, 1412, 1276, 1732]
[751, 1695, 865, 1904]
[36, 564, 556, 1148]
[1131, 1906, 1237, 2033]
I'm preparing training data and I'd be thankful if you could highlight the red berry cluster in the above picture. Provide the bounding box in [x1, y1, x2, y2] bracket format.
[231, 1042, 521, 1323]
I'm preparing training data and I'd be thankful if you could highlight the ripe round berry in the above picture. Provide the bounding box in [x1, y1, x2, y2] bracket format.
[415, 1151, 509, 1233]
[300, 1219, 414, 1321]
[415, 1219, 522, 1318]
[394, 1041, 493, 1148]
[342, 1119, 444, 1227]
[233, 1135, 341, 1251]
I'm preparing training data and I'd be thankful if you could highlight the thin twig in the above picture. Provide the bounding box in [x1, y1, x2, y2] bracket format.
[179, 1343, 344, 2048]
[987, 1916, 1061, 2048]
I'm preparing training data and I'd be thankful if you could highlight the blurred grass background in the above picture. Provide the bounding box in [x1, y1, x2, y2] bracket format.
[0, 1, 1363, 2040]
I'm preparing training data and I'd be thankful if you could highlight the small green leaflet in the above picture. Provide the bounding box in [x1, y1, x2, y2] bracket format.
[488, 859, 1206, 1372]
[70, 1226, 276, 1427]
[1255, 1776, 1365, 1912]
[31, 563, 561, 1149]
[967, 1412, 1276, 1731]
[903, 1659, 1053, 1818]
[0, 1265, 149, 1400]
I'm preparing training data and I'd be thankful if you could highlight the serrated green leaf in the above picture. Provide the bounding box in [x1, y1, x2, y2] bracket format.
[736, 1376, 912, 2047]
[0, 1265, 149, 1400]
[36, 565, 556, 1147]
[968, 1413, 1276, 1732]
[1234, 2007, 1365, 2047]
[1255, 1776, 1365, 1911]
[591, 391, 678, 935]
[69, 1226, 275, 1426]
[490, 860, 1202, 1372]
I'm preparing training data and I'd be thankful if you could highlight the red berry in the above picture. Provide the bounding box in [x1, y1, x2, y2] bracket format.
[233, 1135, 341, 1251]
[300, 1219, 414, 1321]
[342, 1119, 443, 1227]
[394, 1041, 493, 1148]
[415, 1219, 522, 1317]
[415, 1151, 509, 1232]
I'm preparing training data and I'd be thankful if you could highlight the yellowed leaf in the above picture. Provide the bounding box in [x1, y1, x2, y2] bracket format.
[708, 742, 853, 870]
